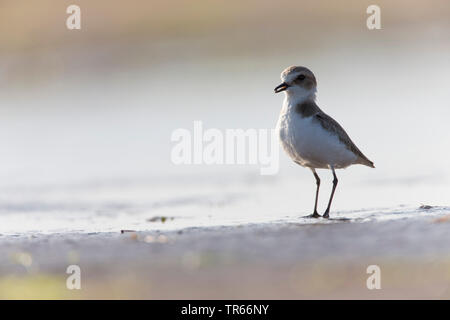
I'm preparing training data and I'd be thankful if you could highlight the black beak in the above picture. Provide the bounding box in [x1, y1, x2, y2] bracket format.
[274, 82, 289, 93]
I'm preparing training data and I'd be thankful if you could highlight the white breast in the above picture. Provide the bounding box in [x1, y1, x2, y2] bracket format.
[276, 102, 357, 169]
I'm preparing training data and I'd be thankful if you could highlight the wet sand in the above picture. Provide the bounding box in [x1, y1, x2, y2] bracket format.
[1, 210, 450, 299]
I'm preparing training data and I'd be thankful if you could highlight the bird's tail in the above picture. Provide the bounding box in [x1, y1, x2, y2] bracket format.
[358, 157, 375, 168]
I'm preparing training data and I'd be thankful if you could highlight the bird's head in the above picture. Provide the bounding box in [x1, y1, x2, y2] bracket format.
[274, 66, 317, 101]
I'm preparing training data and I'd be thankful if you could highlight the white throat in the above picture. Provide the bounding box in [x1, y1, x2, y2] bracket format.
[284, 87, 317, 107]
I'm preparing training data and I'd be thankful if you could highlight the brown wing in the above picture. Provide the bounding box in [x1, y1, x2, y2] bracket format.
[314, 112, 374, 168]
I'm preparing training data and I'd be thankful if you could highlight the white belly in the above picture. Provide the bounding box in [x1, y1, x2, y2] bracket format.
[277, 111, 357, 169]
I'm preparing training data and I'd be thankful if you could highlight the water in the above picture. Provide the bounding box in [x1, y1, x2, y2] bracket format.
[0, 33, 450, 235]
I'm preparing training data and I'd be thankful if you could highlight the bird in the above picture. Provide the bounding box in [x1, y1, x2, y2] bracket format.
[275, 66, 374, 219]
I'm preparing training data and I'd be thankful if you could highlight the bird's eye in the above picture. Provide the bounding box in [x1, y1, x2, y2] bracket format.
[297, 75, 305, 81]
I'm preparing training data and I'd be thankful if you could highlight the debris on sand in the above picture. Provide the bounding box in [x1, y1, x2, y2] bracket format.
[419, 204, 435, 210]
[128, 233, 138, 241]
[119, 230, 139, 241]
[144, 234, 170, 244]
[147, 216, 174, 223]
[433, 215, 450, 223]
[120, 229, 136, 234]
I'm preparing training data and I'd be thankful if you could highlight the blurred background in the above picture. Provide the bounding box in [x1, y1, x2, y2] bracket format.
[0, 0, 449, 233]
[1, 0, 450, 300]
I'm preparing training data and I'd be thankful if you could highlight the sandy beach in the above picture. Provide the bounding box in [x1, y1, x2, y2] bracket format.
[1, 205, 450, 299]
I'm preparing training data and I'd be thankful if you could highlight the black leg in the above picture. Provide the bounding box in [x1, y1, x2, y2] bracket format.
[323, 167, 338, 219]
[306, 169, 321, 218]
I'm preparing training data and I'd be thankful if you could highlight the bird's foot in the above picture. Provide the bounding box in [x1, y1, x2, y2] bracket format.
[322, 210, 330, 219]
[304, 212, 321, 219]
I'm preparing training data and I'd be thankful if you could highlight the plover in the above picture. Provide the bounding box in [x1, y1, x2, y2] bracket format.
[275, 66, 374, 218]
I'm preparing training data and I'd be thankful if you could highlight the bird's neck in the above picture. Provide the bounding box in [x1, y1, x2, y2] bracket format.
[284, 90, 317, 110]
